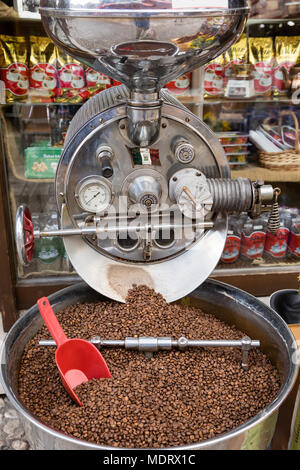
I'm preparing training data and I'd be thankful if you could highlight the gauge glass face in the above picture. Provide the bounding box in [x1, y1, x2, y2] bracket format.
[77, 179, 111, 213]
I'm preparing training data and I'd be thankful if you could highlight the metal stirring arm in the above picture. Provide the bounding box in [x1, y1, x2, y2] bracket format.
[39, 335, 260, 371]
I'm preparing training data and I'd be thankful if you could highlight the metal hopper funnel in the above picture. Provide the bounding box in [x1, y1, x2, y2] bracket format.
[40, 0, 249, 93]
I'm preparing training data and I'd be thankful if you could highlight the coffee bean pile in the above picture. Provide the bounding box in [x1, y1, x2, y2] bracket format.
[18, 286, 280, 448]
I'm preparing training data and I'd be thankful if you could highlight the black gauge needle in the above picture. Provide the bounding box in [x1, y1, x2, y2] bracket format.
[86, 191, 101, 204]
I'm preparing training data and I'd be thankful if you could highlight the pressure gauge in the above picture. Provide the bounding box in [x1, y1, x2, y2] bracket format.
[76, 177, 113, 213]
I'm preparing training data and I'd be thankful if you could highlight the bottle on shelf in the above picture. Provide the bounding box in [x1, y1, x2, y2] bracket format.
[264, 209, 292, 260]
[221, 215, 244, 264]
[34, 212, 62, 272]
[240, 216, 267, 261]
[288, 213, 300, 259]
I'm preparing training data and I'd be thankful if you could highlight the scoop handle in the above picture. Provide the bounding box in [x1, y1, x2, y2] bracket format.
[37, 297, 68, 347]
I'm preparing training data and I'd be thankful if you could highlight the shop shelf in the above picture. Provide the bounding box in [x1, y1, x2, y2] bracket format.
[231, 164, 300, 182]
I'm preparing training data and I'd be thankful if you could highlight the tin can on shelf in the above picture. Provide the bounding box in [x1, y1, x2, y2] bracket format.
[241, 217, 267, 260]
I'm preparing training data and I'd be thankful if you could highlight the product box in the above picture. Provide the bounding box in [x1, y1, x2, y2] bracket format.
[24, 146, 62, 179]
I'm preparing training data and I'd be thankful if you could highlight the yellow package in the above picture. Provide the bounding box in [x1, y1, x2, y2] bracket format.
[249, 37, 274, 96]
[0, 35, 29, 102]
[273, 36, 300, 95]
[204, 55, 224, 98]
[224, 34, 248, 82]
[29, 36, 58, 102]
[56, 47, 85, 92]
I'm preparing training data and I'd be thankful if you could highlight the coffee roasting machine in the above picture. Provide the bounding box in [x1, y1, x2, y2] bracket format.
[1, 0, 298, 451]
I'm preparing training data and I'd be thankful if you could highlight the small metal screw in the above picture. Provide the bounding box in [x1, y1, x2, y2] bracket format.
[185, 117, 190, 123]
[99, 118, 104, 124]
[120, 123, 126, 130]
[162, 123, 167, 129]
[59, 192, 64, 197]
[173, 177, 177, 182]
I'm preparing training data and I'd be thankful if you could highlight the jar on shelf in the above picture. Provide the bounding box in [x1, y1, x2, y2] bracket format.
[224, 64, 255, 99]
[34, 212, 62, 272]
[240, 216, 267, 260]
[221, 215, 243, 264]
[288, 215, 300, 259]
[264, 209, 292, 260]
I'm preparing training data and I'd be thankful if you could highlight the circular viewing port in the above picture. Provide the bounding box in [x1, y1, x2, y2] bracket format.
[117, 233, 140, 252]
[154, 229, 176, 249]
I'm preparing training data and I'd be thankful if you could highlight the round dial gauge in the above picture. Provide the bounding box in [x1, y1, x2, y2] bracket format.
[76, 177, 112, 213]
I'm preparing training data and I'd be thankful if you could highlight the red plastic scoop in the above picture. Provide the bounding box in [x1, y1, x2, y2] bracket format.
[37, 297, 111, 406]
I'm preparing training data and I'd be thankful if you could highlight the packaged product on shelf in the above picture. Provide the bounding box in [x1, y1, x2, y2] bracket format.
[249, 37, 274, 96]
[204, 57, 224, 98]
[29, 36, 58, 102]
[282, 125, 298, 148]
[241, 217, 267, 260]
[165, 73, 191, 95]
[85, 68, 112, 89]
[250, 0, 282, 18]
[0, 35, 29, 102]
[24, 146, 62, 179]
[285, 0, 300, 17]
[223, 144, 249, 154]
[273, 36, 300, 95]
[56, 48, 86, 91]
[227, 156, 248, 170]
[223, 34, 248, 85]
[221, 215, 243, 263]
[264, 209, 292, 259]
[50, 105, 77, 147]
[224, 64, 255, 99]
[218, 132, 249, 145]
[34, 212, 62, 272]
[288, 215, 300, 258]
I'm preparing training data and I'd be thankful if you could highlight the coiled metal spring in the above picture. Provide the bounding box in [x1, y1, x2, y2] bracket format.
[267, 188, 281, 234]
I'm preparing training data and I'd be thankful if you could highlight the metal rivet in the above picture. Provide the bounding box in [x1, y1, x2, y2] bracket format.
[185, 117, 190, 123]
[99, 118, 104, 124]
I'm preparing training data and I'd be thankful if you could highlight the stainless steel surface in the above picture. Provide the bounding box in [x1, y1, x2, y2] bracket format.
[127, 174, 163, 207]
[127, 91, 162, 146]
[15, 205, 29, 267]
[207, 177, 253, 213]
[169, 168, 213, 219]
[1, 280, 298, 450]
[40, 1, 249, 93]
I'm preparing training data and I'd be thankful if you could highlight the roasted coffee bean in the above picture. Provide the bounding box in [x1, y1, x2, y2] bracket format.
[18, 285, 280, 448]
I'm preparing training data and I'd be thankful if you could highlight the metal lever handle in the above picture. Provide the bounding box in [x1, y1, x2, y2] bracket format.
[39, 335, 260, 370]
